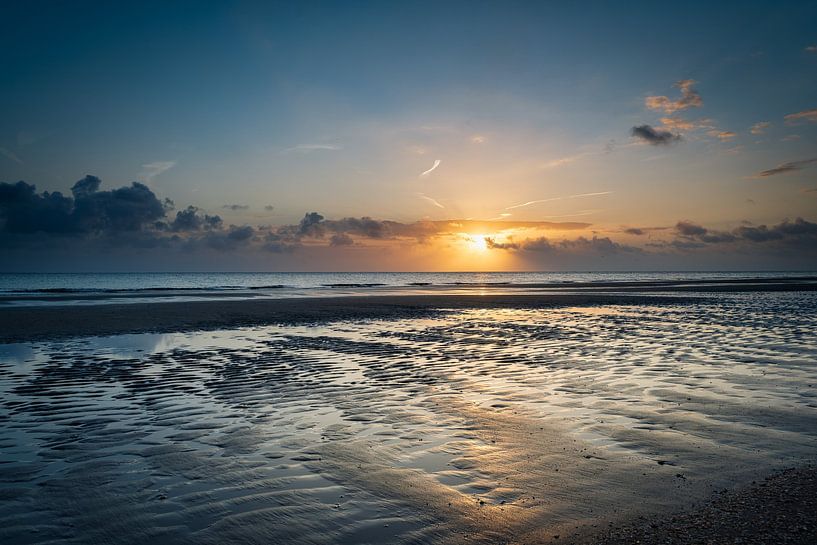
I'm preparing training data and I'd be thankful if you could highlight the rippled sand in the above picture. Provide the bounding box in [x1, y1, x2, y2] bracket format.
[1, 291, 816, 544]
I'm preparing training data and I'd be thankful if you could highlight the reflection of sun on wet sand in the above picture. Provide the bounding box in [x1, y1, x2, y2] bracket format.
[0, 281, 816, 544]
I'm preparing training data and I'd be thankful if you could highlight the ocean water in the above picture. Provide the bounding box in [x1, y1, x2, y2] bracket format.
[0, 271, 812, 294]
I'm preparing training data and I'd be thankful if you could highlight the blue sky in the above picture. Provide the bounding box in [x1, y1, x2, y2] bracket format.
[1, 1, 816, 270]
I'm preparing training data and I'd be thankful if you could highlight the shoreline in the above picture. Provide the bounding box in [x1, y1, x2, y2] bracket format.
[1, 274, 815, 304]
[0, 292, 702, 343]
[1, 278, 816, 343]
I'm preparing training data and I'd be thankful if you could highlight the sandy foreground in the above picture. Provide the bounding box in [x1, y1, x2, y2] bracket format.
[0, 279, 815, 544]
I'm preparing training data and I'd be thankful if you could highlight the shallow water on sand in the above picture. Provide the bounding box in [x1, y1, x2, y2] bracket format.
[1, 291, 816, 544]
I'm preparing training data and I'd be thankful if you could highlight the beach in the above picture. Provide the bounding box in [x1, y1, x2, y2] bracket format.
[1, 278, 816, 544]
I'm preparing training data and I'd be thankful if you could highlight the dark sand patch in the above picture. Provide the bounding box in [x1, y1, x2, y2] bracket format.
[567, 465, 817, 545]
[0, 293, 707, 343]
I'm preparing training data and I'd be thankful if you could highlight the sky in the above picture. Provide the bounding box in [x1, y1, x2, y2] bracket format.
[1, 0, 817, 271]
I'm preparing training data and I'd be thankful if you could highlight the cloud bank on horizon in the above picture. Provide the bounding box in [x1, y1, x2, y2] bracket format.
[0, 1, 816, 270]
[2, 176, 816, 271]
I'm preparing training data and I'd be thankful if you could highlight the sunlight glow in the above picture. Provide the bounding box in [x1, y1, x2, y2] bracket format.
[468, 234, 489, 252]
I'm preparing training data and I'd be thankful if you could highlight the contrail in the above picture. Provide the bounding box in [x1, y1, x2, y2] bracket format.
[505, 191, 612, 210]
[282, 144, 342, 154]
[417, 193, 444, 208]
[420, 159, 441, 177]
[504, 197, 562, 210]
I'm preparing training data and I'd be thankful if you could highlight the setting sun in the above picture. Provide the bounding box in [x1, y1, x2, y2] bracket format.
[468, 234, 489, 252]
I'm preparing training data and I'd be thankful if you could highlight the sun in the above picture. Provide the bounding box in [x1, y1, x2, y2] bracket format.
[468, 234, 489, 252]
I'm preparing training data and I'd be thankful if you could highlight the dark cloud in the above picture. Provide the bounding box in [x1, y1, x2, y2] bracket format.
[169, 206, 222, 232]
[325, 217, 395, 239]
[0, 177, 168, 235]
[264, 205, 275, 211]
[203, 225, 255, 251]
[279, 214, 584, 243]
[755, 158, 817, 177]
[676, 221, 708, 237]
[329, 233, 354, 246]
[675, 221, 735, 243]
[622, 226, 670, 236]
[734, 218, 817, 242]
[484, 237, 519, 250]
[489, 236, 640, 255]
[631, 125, 682, 146]
[71, 175, 101, 197]
[557, 236, 637, 254]
[222, 204, 250, 211]
[667, 218, 817, 248]
[293, 212, 323, 237]
[262, 231, 299, 253]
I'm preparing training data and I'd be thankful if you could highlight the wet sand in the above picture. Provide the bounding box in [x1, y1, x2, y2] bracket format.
[1, 283, 816, 544]
[1, 276, 816, 343]
[577, 465, 817, 545]
[0, 292, 707, 343]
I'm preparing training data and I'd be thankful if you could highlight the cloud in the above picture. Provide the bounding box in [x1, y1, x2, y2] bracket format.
[665, 218, 817, 248]
[139, 161, 176, 184]
[755, 158, 817, 177]
[329, 233, 354, 246]
[202, 225, 255, 251]
[279, 214, 590, 244]
[481, 234, 642, 258]
[420, 159, 441, 177]
[674, 221, 735, 243]
[735, 218, 817, 241]
[169, 206, 222, 232]
[631, 125, 682, 145]
[514, 236, 640, 255]
[282, 144, 342, 153]
[484, 237, 519, 250]
[505, 191, 612, 210]
[675, 221, 708, 237]
[645, 80, 703, 114]
[222, 204, 250, 211]
[544, 155, 583, 168]
[264, 205, 275, 211]
[708, 130, 736, 141]
[806, 46, 817, 53]
[621, 226, 670, 236]
[0, 177, 169, 235]
[297, 212, 326, 237]
[417, 193, 444, 208]
[659, 117, 697, 131]
[784, 108, 817, 124]
[750, 121, 771, 135]
[0, 147, 23, 165]
[0, 176, 595, 265]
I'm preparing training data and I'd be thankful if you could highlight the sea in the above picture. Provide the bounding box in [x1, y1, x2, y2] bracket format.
[0, 271, 812, 295]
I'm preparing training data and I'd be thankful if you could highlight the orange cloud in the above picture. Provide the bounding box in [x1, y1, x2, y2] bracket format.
[645, 80, 703, 114]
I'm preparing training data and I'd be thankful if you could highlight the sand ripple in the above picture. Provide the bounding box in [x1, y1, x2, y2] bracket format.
[1, 291, 816, 544]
